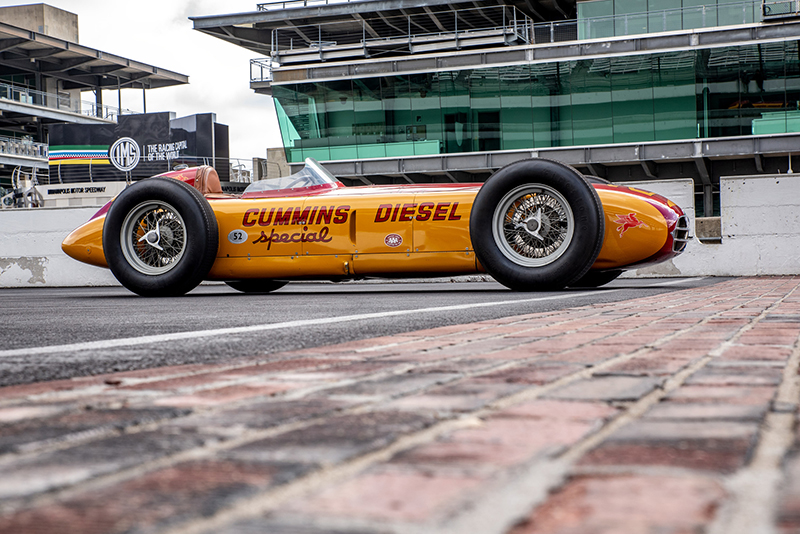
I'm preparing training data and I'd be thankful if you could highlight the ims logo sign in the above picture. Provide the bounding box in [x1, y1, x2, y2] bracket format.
[109, 137, 141, 172]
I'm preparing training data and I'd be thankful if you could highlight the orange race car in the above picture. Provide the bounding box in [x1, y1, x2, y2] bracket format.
[62, 158, 690, 297]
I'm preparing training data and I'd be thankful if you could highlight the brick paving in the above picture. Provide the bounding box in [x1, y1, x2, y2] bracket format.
[0, 277, 799, 534]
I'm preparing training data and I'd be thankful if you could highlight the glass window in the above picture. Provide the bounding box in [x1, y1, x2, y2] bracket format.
[439, 71, 471, 153]
[647, 0, 682, 33]
[717, 0, 757, 26]
[784, 41, 800, 134]
[499, 65, 535, 150]
[653, 52, 697, 140]
[353, 77, 386, 159]
[700, 45, 746, 137]
[748, 42, 793, 135]
[272, 83, 322, 163]
[614, 0, 648, 36]
[571, 59, 613, 145]
[270, 40, 800, 161]
[470, 70, 502, 151]
[611, 56, 655, 143]
[272, 86, 304, 163]
[578, 0, 613, 39]
[382, 75, 413, 156]
[682, 0, 713, 30]
[409, 73, 443, 155]
[549, 61, 575, 147]
[321, 80, 354, 161]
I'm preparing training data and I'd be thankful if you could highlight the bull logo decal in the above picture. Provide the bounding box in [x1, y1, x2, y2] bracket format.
[614, 213, 648, 238]
[385, 233, 403, 247]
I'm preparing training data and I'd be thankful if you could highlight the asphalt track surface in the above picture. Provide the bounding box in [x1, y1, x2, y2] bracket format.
[0, 277, 724, 387]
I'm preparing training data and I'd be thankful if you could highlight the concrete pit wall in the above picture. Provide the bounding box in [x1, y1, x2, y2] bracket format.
[0, 207, 116, 288]
[630, 174, 800, 277]
[0, 173, 797, 288]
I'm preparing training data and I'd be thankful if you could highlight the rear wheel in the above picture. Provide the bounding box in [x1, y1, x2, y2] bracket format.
[470, 159, 604, 291]
[225, 280, 288, 294]
[103, 178, 218, 296]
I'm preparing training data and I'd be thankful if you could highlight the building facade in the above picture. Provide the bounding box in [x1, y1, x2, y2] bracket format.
[193, 0, 800, 216]
[0, 4, 187, 200]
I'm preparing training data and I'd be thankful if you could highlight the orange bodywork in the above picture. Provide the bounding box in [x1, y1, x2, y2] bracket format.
[62, 179, 682, 280]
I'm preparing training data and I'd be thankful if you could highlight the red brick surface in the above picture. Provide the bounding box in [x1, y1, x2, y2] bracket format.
[0, 277, 799, 534]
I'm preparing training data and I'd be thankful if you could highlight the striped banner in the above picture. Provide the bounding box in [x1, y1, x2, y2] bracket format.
[49, 145, 110, 166]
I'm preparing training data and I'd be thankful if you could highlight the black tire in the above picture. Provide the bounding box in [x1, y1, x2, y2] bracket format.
[470, 158, 605, 291]
[583, 175, 611, 185]
[570, 269, 623, 288]
[225, 280, 288, 294]
[103, 177, 219, 297]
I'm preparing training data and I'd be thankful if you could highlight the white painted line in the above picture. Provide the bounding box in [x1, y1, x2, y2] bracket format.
[1, 290, 619, 358]
[642, 277, 705, 287]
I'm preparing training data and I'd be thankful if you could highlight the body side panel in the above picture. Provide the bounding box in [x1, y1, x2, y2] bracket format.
[592, 188, 669, 269]
[61, 215, 108, 268]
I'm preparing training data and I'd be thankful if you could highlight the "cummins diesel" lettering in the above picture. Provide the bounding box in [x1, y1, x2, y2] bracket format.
[242, 205, 351, 227]
[374, 202, 462, 223]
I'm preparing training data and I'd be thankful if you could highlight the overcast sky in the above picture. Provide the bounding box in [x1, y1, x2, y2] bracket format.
[1, 0, 284, 162]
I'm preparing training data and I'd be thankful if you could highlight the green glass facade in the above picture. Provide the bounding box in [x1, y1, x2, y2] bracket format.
[577, 0, 761, 39]
[273, 41, 800, 163]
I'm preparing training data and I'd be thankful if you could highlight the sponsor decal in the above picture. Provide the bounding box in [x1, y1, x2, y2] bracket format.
[252, 226, 333, 251]
[108, 137, 140, 172]
[242, 205, 350, 227]
[384, 233, 403, 247]
[374, 202, 462, 223]
[240, 201, 462, 228]
[614, 213, 649, 238]
[228, 229, 247, 244]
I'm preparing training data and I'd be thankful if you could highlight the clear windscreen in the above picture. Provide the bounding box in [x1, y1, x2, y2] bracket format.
[243, 158, 339, 194]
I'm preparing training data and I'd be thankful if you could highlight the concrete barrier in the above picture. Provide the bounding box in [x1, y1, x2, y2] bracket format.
[0, 174, 797, 287]
[627, 174, 800, 277]
[0, 206, 117, 287]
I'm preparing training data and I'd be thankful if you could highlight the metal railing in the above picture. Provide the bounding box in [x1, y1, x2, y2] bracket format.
[251, 58, 275, 82]
[45, 158, 255, 185]
[260, 0, 768, 67]
[269, 5, 537, 60]
[763, 0, 800, 17]
[0, 135, 48, 161]
[258, 0, 355, 10]
[0, 166, 43, 209]
[0, 82, 133, 122]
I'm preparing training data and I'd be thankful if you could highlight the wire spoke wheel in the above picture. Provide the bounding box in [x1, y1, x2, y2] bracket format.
[470, 158, 604, 291]
[104, 177, 218, 297]
[120, 200, 187, 275]
[492, 184, 574, 267]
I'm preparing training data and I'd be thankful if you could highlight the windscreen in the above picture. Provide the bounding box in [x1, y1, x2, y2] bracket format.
[243, 158, 339, 194]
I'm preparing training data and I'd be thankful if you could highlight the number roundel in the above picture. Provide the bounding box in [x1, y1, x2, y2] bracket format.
[228, 229, 247, 244]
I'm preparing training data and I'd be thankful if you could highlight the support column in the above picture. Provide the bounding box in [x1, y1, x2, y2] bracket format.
[95, 86, 103, 118]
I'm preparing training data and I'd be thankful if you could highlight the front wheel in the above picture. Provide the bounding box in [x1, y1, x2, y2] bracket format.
[225, 280, 288, 294]
[470, 159, 605, 291]
[103, 178, 219, 296]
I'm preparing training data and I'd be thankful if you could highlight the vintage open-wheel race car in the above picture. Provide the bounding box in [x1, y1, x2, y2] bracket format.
[62, 158, 690, 297]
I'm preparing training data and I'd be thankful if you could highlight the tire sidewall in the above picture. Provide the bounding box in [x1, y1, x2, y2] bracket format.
[470, 158, 604, 291]
[103, 178, 219, 296]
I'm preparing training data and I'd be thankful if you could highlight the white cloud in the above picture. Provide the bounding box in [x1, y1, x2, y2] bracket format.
[0, 0, 283, 161]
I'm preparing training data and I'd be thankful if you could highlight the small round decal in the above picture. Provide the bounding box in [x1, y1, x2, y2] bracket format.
[385, 233, 403, 247]
[228, 229, 247, 244]
[108, 137, 140, 172]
